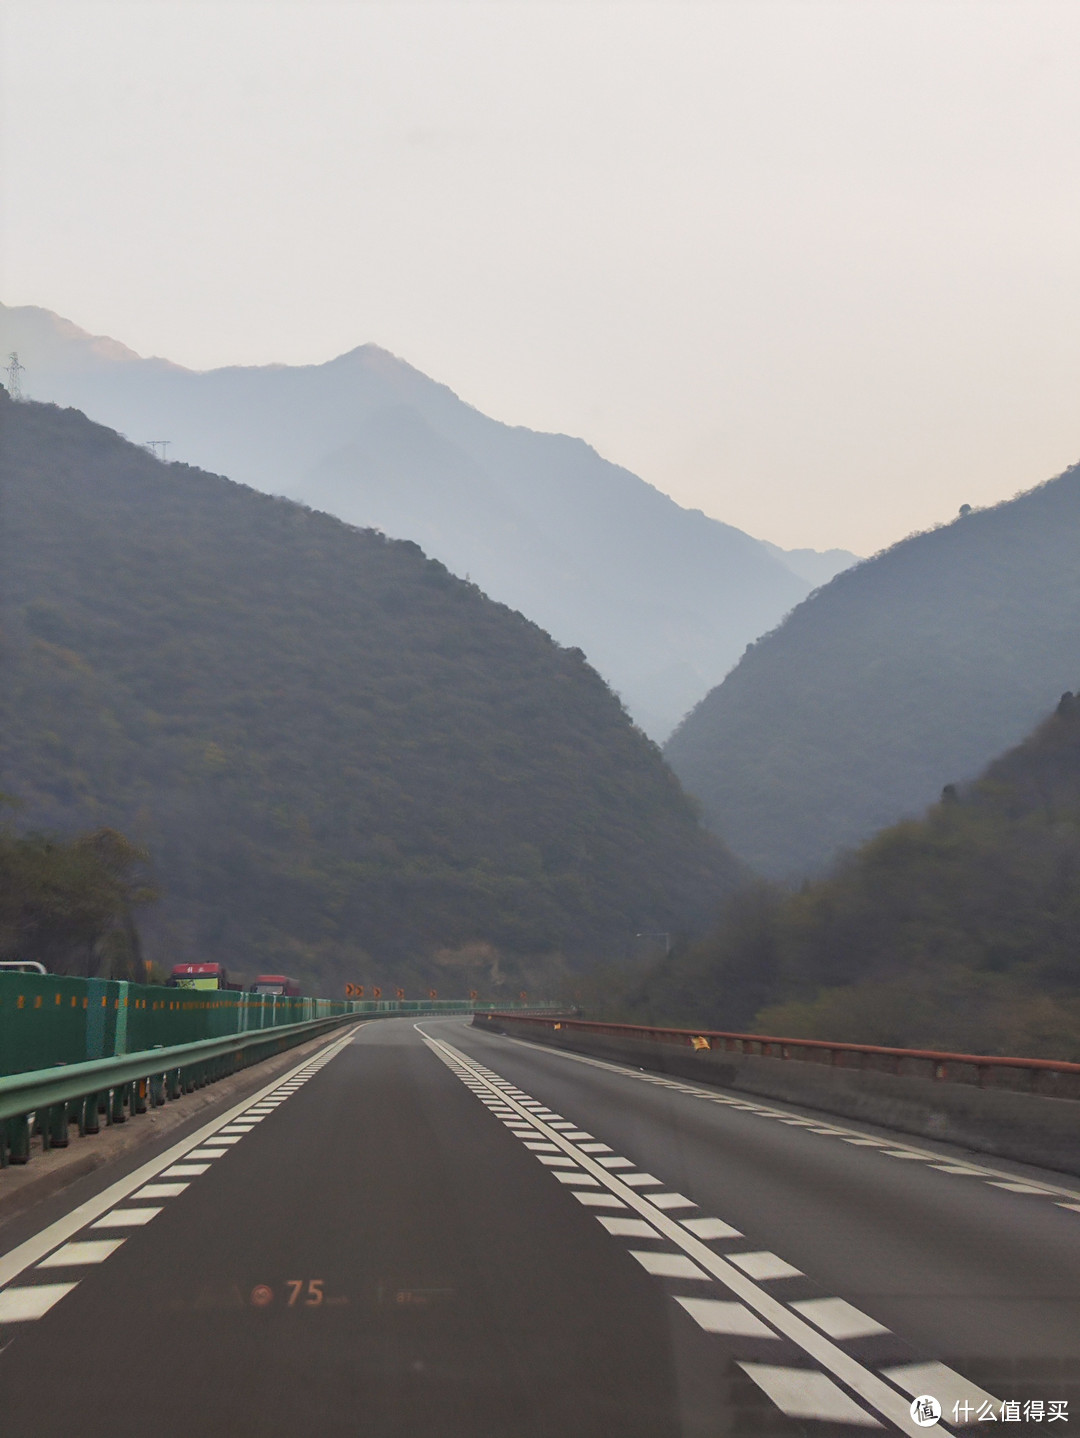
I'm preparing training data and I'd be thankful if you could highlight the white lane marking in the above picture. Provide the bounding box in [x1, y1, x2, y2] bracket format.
[791, 1298, 890, 1340]
[621, 1173, 663, 1187]
[90, 1208, 163, 1229]
[986, 1181, 1050, 1194]
[0, 1284, 78, 1322]
[523, 1142, 560, 1152]
[629, 1250, 711, 1280]
[739, 1364, 882, 1426]
[882, 1363, 998, 1426]
[535, 1155, 577, 1167]
[562, 1131, 595, 1140]
[132, 1183, 189, 1199]
[675, 1297, 778, 1338]
[0, 1026, 359, 1291]
[490, 1033, 1080, 1205]
[552, 1171, 600, 1185]
[217, 1127, 254, 1135]
[573, 1192, 626, 1208]
[651, 1193, 696, 1210]
[186, 1148, 228, 1160]
[728, 1251, 804, 1281]
[1058, 1202, 1080, 1214]
[929, 1165, 985, 1175]
[208, 1136, 243, 1145]
[681, 1217, 743, 1240]
[881, 1151, 926, 1161]
[844, 1138, 889, 1147]
[597, 1156, 634, 1169]
[596, 1217, 660, 1238]
[38, 1239, 127, 1267]
[578, 1143, 613, 1152]
[418, 1028, 938, 1435]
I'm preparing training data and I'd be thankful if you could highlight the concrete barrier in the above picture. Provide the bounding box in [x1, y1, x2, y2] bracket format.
[475, 1016, 1080, 1177]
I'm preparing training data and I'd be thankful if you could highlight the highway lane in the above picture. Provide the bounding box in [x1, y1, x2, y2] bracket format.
[0, 1016, 1076, 1436]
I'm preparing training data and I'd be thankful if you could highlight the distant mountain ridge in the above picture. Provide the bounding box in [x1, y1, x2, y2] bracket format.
[665, 464, 1080, 877]
[0, 302, 857, 738]
[0, 391, 739, 991]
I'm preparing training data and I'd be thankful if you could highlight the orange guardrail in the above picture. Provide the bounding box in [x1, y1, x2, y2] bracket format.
[474, 1013, 1080, 1095]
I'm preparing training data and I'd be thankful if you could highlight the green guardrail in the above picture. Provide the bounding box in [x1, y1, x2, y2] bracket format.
[0, 973, 554, 1168]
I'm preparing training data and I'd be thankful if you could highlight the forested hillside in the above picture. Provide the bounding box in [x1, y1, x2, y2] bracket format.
[635, 692, 1080, 1059]
[666, 463, 1080, 876]
[0, 302, 844, 738]
[0, 392, 739, 992]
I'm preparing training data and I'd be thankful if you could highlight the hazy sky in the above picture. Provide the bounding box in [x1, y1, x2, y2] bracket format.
[3, 0, 1079, 553]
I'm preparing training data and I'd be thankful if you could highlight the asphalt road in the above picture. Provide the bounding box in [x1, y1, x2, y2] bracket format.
[0, 1016, 1077, 1437]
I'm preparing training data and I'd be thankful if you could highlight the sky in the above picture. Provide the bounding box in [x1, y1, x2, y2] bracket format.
[2, 0, 1079, 554]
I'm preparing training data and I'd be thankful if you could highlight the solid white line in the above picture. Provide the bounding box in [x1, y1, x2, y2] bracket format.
[417, 1026, 928, 1436]
[0, 1025, 359, 1291]
[0, 1283, 78, 1322]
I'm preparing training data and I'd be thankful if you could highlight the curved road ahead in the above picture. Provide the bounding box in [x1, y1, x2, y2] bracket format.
[0, 1017, 1077, 1436]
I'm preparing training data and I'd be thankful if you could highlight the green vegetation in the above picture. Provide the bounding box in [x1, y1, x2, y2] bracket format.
[666, 462, 1080, 877]
[0, 392, 738, 994]
[629, 693, 1080, 1059]
[0, 807, 155, 980]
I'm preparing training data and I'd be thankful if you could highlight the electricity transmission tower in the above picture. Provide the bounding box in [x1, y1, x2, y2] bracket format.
[145, 439, 171, 462]
[5, 352, 25, 400]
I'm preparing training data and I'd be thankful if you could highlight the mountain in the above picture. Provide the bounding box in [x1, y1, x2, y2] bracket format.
[0, 391, 740, 993]
[665, 462, 1080, 877]
[0, 302, 833, 739]
[635, 692, 1080, 1058]
[759, 541, 862, 588]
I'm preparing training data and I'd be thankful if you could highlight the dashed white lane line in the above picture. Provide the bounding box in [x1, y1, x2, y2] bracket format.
[492, 1032, 1080, 1210]
[133, 1183, 188, 1200]
[38, 1240, 126, 1267]
[739, 1364, 882, 1427]
[792, 1298, 890, 1341]
[629, 1250, 711, 1280]
[596, 1217, 658, 1238]
[90, 1208, 163, 1229]
[682, 1217, 742, 1240]
[883, 1362, 998, 1419]
[728, 1251, 804, 1281]
[417, 1027, 937, 1435]
[674, 1296, 778, 1338]
[0, 1285, 77, 1323]
[0, 1024, 360, 1325]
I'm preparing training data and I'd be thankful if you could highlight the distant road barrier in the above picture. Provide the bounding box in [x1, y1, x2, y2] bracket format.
[474, 1013, 1080, 1174]
[473, 1013, 1080, 1098]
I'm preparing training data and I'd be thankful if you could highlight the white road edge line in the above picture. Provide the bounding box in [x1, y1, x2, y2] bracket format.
[414, 1025, 933, 1437]
[0, 1024, 362, 1290]
[487, 1028, 1080, 1205]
